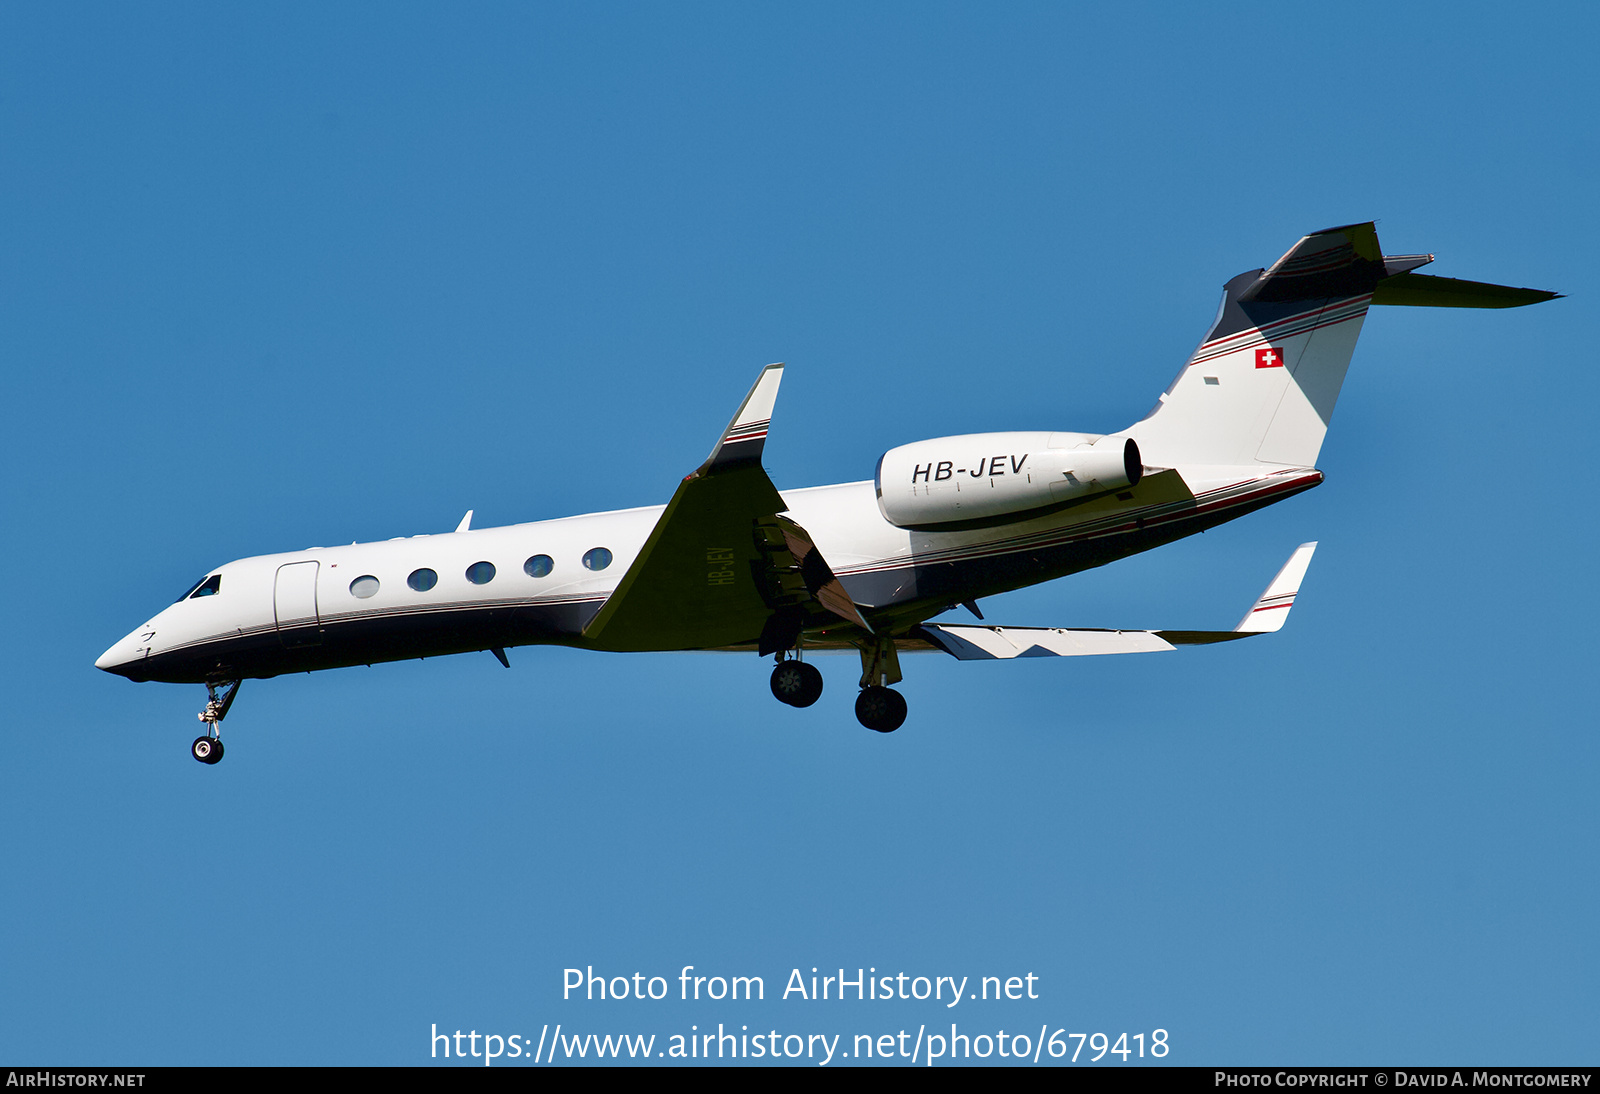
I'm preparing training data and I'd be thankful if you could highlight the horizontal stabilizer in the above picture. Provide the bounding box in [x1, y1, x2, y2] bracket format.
[1371, 272, 1561, 309]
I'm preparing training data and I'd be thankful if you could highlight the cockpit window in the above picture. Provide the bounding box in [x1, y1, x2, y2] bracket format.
[177, 574, 222, 602]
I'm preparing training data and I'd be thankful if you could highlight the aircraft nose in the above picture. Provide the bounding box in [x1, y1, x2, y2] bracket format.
[96, 628, 150, 678]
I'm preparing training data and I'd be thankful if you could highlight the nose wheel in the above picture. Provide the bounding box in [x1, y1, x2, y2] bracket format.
[192, 680, 241, 765]
[191, 735, 224, 764]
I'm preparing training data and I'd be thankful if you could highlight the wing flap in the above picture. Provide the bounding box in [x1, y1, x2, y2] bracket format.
[766, 515, 872, 632]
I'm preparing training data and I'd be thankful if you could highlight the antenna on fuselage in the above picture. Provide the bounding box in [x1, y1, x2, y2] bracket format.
[455, 510, 473, 533]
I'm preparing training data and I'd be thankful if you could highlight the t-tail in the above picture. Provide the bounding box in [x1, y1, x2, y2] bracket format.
[1129, 222, 1559, 470]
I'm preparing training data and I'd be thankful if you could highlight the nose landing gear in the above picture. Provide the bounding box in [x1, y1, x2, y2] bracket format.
[192, 680, 241, 765]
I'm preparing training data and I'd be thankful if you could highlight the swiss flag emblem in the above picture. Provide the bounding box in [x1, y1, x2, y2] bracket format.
[1255, 347, 1285, 369]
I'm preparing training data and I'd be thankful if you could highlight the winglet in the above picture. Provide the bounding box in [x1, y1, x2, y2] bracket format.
[455, 510, 474, 533]
[699, 363, 784, 474]
[1233, 542, 1317, 633]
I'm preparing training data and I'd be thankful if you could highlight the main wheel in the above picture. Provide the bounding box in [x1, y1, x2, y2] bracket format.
[855, 686, 907, 732]
[771, 661, 824, 708]
[191, 736, 223, 764]
[792, 662, 822, 707]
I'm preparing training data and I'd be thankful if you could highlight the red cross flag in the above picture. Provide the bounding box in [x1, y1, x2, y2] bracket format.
[1255, 346, 1285, 369]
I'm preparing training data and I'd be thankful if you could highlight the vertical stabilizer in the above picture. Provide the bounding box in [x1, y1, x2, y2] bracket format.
[1131, 223, 1417, 469]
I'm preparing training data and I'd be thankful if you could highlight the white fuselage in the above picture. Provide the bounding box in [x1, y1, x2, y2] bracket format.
[96, 463, 1318, 686]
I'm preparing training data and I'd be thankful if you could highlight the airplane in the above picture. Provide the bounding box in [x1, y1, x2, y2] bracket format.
[95, 222, 1558, 762]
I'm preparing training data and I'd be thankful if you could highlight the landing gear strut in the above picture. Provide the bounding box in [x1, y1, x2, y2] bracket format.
[855, 638, 907, 733]
[192, 680, 240, 765]
[770, 653, 823, 708]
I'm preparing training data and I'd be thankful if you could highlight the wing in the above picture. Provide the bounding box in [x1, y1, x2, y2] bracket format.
[583, 364, 869, 653]
[916, 543, 1317, 660]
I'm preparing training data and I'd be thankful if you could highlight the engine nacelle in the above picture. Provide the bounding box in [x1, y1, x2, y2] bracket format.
[875, 431, 1143, 529]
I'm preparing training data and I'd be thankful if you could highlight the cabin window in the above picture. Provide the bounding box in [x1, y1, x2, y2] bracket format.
[179, 574, 222, 602]
[349, 575, 380, 599]
[407, 568, 438, 592]
[466, 561, 496, 585]
[582, 547, 613, 572]
[524, 554, 553, 578]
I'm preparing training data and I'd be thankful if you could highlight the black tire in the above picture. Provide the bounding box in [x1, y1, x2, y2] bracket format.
[771, 661, 823, 707]
[855, 686, 907, 733]
[792, 662, 823, 708]
[191, 736, 222, 764]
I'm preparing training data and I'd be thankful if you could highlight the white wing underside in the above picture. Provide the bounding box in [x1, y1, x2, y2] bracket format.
[918, 625, 1176, 659]
[919, 542, 1317, 660]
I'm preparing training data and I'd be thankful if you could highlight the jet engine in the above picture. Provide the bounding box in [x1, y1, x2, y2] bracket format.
[874, 431, 1143, 529]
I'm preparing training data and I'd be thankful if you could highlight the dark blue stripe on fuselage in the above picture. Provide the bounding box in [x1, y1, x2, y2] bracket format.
[122, 598, 607, 684]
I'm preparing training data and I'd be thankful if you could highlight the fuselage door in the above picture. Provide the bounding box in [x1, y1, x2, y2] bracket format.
[274, 561, 322, 648]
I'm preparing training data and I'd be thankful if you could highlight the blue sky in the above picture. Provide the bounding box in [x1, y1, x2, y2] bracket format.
[2, 2, 1595, 1066]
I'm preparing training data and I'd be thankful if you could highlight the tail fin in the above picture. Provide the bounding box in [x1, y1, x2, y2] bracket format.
[1129, 222, 1557, 470]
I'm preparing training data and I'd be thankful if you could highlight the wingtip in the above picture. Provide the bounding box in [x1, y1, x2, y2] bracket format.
[1232, 542, 1318, 634]
[701, 363, 786, 473]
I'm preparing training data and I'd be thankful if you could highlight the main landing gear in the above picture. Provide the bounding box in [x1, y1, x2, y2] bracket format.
[192, 680, 240, 765]
[855, 637, 907, 733]
[854, 686, 907, 733]
[764, 637, 909, 733]
[770, 654, 823, 708]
